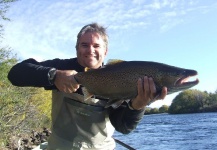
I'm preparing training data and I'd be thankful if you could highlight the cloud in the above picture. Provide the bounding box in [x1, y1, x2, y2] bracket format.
[3, 0, 217, 60]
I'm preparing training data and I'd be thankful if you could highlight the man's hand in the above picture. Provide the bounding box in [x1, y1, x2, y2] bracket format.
[54, 70, 80, 93]
[131, 76, 167, 110]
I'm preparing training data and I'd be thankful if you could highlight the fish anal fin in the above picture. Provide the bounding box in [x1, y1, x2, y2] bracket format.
[82, 87, 93, 101]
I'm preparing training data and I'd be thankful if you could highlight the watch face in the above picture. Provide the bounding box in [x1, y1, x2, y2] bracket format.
[48, 68, 56, 81]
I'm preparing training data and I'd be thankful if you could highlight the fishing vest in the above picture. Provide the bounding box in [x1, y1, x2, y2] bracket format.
[47, 90, 116, 150]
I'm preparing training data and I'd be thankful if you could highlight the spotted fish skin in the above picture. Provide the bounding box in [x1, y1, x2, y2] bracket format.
[74, 60, 199, 107]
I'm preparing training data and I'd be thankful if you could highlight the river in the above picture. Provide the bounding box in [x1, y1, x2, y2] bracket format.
[113, 112, 217, 150]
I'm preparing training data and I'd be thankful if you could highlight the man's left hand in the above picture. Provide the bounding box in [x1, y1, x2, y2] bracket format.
[130, 76, 167, 110]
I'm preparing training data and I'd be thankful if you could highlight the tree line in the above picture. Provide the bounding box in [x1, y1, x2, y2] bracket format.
[0, 0, 52, 147]
[145, 89, 217, 115]
[0, 47, 52, 147]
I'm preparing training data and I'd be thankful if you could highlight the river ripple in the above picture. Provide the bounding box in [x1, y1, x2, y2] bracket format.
[114, 112, 217, 150]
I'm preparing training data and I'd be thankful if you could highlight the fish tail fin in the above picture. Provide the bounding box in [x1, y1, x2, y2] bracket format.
[82, 87, 93, 101]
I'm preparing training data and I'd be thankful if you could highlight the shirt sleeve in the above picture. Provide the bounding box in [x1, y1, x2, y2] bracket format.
[108, 102, 145, 134]
[7, 58, 58, 88]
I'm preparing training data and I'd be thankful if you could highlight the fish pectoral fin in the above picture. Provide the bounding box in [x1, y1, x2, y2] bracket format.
[106, 59, 125, 65]
[105, 99, 125, 108]
[82, 87, 93, 101]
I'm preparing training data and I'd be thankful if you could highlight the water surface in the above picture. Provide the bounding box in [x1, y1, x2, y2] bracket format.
[114, 113, 217, 150]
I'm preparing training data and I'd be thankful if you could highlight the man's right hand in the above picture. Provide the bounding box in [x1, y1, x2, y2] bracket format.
[54, 70, 80, 93]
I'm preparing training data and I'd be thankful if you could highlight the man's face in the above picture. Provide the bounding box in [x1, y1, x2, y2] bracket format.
[77, 32, 107, 69]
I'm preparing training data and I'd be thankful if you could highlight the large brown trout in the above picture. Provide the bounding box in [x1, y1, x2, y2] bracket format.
[74, 60, 199, 107]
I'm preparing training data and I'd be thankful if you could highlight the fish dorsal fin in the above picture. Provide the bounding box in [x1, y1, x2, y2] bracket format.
[84, 67, 91, 72]
[106, 59, 124, 65]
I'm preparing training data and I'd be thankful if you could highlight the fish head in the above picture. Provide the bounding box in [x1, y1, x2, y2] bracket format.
[156, 66, 199, 94]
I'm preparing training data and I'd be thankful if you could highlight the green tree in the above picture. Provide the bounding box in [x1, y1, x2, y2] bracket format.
[0, 48, 51, 146]
[0, 0, 17, 37]
[0, 1, 52, 147]
[203, 90, 217, 112]
[144, 107, 151, 115]
[207, 91, 217, 106]
[159, 105, 169, 113]
[192, 90, 209, 109]
[150, 108, 159, 114]
[168, 90, 201, 114]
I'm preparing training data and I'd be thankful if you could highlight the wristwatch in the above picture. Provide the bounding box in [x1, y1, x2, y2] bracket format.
[48, 68, 57, 85]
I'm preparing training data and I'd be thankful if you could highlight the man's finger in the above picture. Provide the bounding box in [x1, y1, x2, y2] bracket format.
[143, 76, 149, 96]
[160, 87, 167, 99]
[137, 78, 143, 95]
[148, 77, 156, 100]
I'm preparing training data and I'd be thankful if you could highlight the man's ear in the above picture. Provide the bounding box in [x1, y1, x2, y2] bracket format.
[104, 48, 108, 56]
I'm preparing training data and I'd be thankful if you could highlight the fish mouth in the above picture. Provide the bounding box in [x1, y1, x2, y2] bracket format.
[175, 71, 199, 87]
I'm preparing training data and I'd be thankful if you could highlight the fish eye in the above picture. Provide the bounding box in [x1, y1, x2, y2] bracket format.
[175, 71, 183, 76]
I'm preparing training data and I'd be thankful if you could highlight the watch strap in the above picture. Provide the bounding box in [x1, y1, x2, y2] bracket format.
[48, 68, 57, 85]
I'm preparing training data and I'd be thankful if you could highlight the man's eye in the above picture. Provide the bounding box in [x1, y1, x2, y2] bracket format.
[81, 44, 88, 47]
[94, 45, 100, 48]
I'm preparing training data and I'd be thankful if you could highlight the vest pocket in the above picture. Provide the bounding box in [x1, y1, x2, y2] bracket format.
[53, 97, 109, 146]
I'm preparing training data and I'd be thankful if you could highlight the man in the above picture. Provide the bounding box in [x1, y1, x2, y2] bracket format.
[8, 23, 167, 150]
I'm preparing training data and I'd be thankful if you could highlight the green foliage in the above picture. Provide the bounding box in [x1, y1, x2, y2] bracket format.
[144, 107, 151, 114]
[0, 0, 17, 38]
[150, 108, 159, 114]
[168, 89, 217, 114]
[0, 0, 18, 21]
[0, 1, 52, 147]
[168, 90, 200, 114]
[144, 105, 169, 115]
[145, 88, 217, 115]
[159, 105, 169, 113]
[31, 88, 52, 123]
[0, 47, 52, 147]
[206, 92, 217, 106]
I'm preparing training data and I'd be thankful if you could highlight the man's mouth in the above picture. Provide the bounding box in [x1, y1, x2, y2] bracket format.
[85, 55, 97, 59]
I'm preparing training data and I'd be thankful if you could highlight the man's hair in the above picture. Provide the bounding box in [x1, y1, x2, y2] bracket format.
[75, 23, 108, 50]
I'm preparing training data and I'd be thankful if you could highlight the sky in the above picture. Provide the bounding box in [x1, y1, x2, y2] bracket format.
[2, 0, 217, 108]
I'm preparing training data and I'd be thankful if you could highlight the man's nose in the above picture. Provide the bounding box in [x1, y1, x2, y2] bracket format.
[87, 45, 95, 53]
